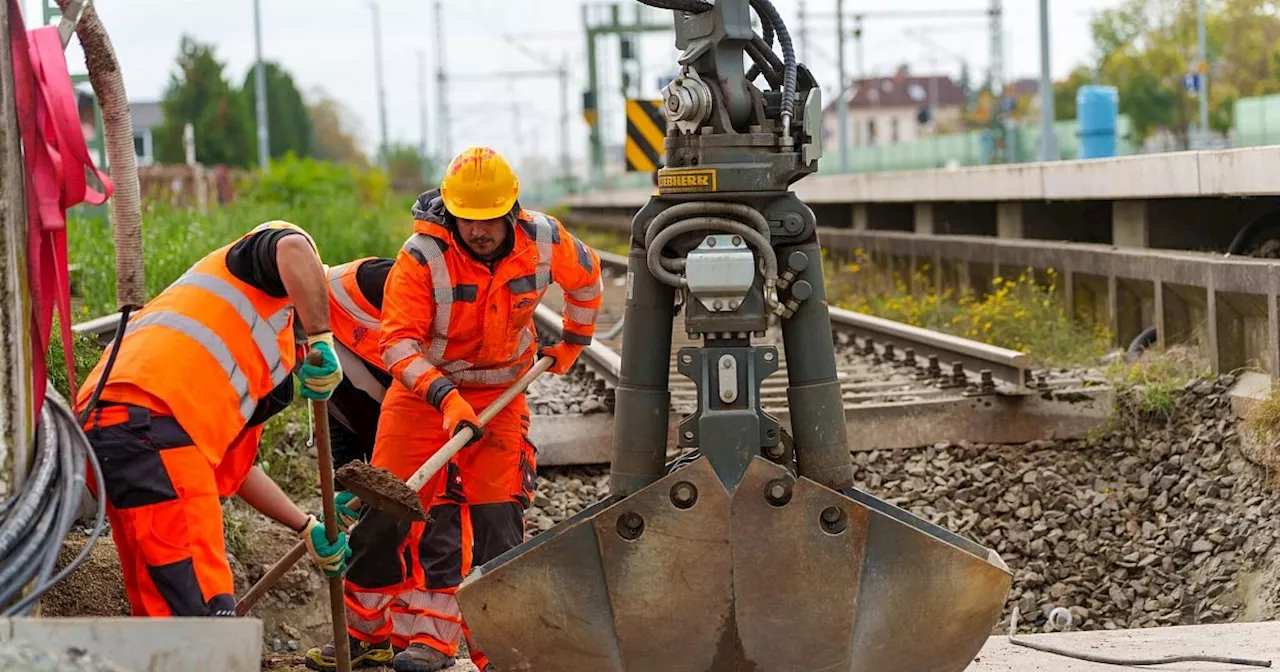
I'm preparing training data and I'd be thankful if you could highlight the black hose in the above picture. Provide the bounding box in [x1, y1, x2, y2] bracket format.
[745, 0, 775, 83]
[1127, 326, 1158, 354]
[746, 36, 783, 88]
[1, 387, 108, 616]
[77, 304, 133, 426]
[752, 0, 796, 125]
[635, 0, 712, 12]
[1227, 210, 1280, 256]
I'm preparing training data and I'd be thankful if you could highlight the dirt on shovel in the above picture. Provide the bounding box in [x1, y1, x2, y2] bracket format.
[335, 460, 430, 523]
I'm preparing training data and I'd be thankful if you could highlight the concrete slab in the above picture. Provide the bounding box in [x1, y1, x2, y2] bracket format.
[0, 617, 263, 671]
[1043, 152, 1202, 200]
[1199, 146, 1280, 196]
[972, 622, 1280, 671]
[528, 413, 614, 466]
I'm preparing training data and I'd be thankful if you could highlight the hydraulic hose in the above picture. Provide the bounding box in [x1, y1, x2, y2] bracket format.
[748, 0, 797, 131]
[646, 217, 779, 291]
[635, 0, 712, 12]
[0, 387, 107, 616]
[745, 0, 776, 84]
[646, 201, 772, 248]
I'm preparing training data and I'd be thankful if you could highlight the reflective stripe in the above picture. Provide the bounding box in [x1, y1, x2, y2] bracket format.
[405, 234, 455, 360]
[399, 357, 434, 390]
[124, 311, 256, 423]
[507, 274, 539, 294]
[563, 303, 598, 324]
[451, 360, 528, 385]
[335, 341, 386, 403]
[390, 611, 462, 648]
[403, 589, 462, 617]
[382, 339, 423, 370]
[354, 591, 394, 610]
[328, 265, 380, 330]
[169, 271, 293, 386]
[573, 236, 595, 272]
[346, 591, 393, 639]
[527, 213, 554, 291]
[568, 276, 604, 302]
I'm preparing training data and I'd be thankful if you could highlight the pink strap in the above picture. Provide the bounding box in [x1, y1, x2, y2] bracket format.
[8, 0, 114, 412]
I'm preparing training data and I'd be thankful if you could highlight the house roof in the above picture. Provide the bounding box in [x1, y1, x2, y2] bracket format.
[130, 102, 164, 130]
[1007, 78, 1040, 96]
[836, 74, 967, 110]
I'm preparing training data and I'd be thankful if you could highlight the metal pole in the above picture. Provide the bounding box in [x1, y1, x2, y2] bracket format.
[854, 15, 864, 79]
[252, 0, 269, 169]
[836, 0, 848, 172]
[559, 59, 571, 185]
[586, 21, 603, 186]
[1, 0, 34, 493]
[418, 49, 429, 181]
[1196, 0, 1209, 147]
[1037, 0, 1058, 160]
[370, 1, 389, 168]
[435, 0, 450, 160]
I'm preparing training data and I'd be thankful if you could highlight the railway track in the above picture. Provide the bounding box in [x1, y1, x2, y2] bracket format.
[72, 247, 1110, 469]
[531, 250, 1111, 467]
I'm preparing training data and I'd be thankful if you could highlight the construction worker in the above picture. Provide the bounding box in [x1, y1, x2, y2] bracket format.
[323, 256, 395, 470]
[306, 147, 603, 672]
[74, 221, 352, 618]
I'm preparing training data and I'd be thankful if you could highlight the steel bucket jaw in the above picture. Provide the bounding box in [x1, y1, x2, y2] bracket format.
[457, 456, 1013, 672]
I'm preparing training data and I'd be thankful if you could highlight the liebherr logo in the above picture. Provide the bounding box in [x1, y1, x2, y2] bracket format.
[657, 169, 718, 194]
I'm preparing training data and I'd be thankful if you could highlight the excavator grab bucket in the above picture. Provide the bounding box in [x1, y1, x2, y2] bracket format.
[457, 1, 1013, 668]
[458, 456, 1012, 671]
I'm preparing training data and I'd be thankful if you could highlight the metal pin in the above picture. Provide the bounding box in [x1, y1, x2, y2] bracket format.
[883, 343, 896, 362]
[903, 347, 917, 367]
[927, 355, 942, 378]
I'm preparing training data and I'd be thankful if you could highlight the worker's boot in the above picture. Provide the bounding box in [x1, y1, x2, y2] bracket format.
[393, 643, 456, 672]
[304, 635, 395, 670]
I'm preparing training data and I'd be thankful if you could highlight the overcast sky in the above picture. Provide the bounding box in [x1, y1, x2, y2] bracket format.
[32, 0, 1123, 173]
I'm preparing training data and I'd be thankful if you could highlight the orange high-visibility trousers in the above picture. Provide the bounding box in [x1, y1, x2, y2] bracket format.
[343, 381, 535, 665]
[83, 404, 262, 617]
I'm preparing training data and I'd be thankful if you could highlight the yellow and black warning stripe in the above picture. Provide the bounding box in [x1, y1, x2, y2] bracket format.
[625, 99, 666, 172]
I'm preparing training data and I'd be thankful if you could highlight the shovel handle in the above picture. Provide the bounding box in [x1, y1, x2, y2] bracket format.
[405, 357, 555, 493]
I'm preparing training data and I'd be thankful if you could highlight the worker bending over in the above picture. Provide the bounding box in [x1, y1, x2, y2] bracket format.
[306, 147, 603, 672]
[323, 256, 395, 470]
[74, 221, 352, 617]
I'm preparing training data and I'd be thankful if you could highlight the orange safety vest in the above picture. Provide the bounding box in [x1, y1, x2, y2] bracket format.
[327, 258, 385, 369]
[327, 257, 391, 404]
[380, 204, 603, 403]
[76, 221, 310, 466]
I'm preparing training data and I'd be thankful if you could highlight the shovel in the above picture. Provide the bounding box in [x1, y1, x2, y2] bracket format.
[311, 351, 351, 672]
[236, 356, 554, 614]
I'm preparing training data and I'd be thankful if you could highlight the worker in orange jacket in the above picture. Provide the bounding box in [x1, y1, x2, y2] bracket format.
[306, 147, 603, 672]
[323, 256, 395, 470]
[74, 221, 352, 618]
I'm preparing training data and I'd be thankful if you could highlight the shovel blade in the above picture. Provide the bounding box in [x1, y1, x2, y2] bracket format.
[457, 456, 1012, 672]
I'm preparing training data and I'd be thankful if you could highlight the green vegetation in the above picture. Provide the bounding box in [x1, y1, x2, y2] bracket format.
[562, 222, 631, 256]
[1105, 347, 1209, 417]
[46, 326, 105, 401]
[240, 61, 313, 161]
[69, 156, 414, 317]
[257, 402, 318, 501]
[1058, 0, 1280, 146]
[825, 251, 1112, 368]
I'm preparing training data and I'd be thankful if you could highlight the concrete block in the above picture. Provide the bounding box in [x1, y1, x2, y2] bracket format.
[1112, 201, 1149, 248]
[852, 203, 869, 230]
[862, 169, 937, 202]
[996, 203, 1024, 239]
[1198, 146, 1280, 196]
[974, 622, 1280, 671]
[913, 203, 935, 234]
[0, 617, 263, 672]
[529, 413, 614, 466]
[935, 163, 1044, 201]
[1043, 152, 1202, 199]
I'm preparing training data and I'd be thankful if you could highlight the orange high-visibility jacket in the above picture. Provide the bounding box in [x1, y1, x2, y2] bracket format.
[327, 257, 385, 370]
[77, 221, 310, 466]
[379, 193, 603, 406]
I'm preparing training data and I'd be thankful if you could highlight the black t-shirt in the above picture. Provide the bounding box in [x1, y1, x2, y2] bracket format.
[224, 228, 306, 426]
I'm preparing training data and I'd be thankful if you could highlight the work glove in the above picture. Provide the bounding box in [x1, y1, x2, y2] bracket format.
[440, 389, 483, 446]
[334, 491, 361, 533]
[540, 341, 585, 375]
[298, 514, 351, 578]
[299, 332, 343, 400]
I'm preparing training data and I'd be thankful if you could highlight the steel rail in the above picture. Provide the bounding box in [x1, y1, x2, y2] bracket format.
[827, 306, 1031, 391]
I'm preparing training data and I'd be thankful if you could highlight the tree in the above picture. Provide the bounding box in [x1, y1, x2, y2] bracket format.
[1053, 66, 1095, 120]
[384, 144, 439, 194]
[307, 87, 369, 167]
[242, 61, 313, 160]
[154, 36, 254, 167]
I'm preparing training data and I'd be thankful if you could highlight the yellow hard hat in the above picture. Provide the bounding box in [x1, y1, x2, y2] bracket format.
[440, 146, 520, 220]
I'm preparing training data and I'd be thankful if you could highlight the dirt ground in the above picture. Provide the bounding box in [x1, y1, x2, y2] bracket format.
[261, 653, 480, 672]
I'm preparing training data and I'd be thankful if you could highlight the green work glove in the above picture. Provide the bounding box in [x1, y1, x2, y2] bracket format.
[299, 515, 351, 577]
[335, 490, 361, 533]
[299, 332, 343, 400]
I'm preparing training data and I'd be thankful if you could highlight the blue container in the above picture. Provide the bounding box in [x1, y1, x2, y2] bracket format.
[1077, 85, 1119, 159]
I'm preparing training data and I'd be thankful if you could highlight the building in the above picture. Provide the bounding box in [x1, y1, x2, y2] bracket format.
[822, 66, 967, 151]
[130, 101, 163, 167]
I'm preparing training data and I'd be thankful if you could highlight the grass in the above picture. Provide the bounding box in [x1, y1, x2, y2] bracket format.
[1105, 346, 1211, 418]
[69, 156, 415, 317]
[825, 250, 1113, 368]
[1241, 385, 1280, 473]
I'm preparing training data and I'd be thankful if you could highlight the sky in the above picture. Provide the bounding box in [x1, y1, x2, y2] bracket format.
[31, 0, 1124, 176]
